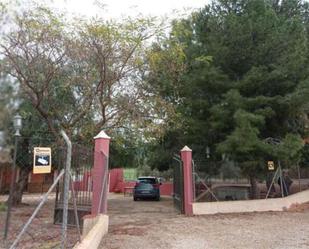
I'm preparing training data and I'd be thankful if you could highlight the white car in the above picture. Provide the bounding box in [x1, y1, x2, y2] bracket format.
[37, 157, 48, 165]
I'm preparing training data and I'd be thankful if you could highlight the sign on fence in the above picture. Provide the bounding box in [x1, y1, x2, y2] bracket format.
[267, 161, 275, 171]
[33, 147, 52, 174]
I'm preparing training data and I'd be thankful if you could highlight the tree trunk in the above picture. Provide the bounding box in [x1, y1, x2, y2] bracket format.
[249, 175, 259, 199]
[12, 167, 30, 206]
[0, 168, 3, 193]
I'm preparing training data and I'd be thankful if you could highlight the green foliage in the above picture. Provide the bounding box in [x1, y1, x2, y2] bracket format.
[136, 164, 173, 180]
[146, 0, 309, 177]
[300, 143, 309, 167]
[1, 5, 168, 145]
[109, 135, 136, 169]
[276, 134, 304, 162]
[123, 168, 137, 181]
[1, 0, 309, 181]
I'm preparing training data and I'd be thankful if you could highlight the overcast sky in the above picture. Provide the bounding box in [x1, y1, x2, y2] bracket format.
[48, 0, 210, 19]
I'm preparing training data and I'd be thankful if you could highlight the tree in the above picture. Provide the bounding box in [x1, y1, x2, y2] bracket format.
[0, 78, 15, 137]
[1, 6, 167, 142]
[145, 0, 309, 196]
[0, 5, 170, 204]
[145, 16, 227, 166]
[202, 0, 309, 194]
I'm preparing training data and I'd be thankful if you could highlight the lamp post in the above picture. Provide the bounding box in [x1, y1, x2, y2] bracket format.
[4, 114, 22, 240]
[13, 114, 22, 136]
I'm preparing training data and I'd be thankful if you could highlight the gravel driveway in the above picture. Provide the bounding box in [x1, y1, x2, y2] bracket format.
[100, 194, 309, 249]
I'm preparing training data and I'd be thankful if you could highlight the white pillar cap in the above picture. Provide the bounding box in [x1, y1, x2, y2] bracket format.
[94, 130, 111, 140]
[181, 145, 192, 152]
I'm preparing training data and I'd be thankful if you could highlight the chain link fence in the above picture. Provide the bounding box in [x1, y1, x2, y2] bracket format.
[0, 134, 97, 248]
[193, 156, 309, 203]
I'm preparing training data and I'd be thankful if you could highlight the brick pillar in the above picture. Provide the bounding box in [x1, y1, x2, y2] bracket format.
[181, 146, 193, 216]
[91, 131, 110, 215]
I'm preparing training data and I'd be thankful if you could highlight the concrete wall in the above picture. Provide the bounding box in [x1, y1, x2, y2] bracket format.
[109, 168, 124, 192]
[193, 189, 309, 215]
[160, 182, 174, 196]
[73, 214, 109, 249]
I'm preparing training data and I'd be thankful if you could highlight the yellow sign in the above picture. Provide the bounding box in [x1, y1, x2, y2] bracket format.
[267, 161, 275, 171]
[33, 147, 52, 174]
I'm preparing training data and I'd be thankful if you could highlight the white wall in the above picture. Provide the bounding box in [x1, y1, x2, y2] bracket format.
[73, 215, 109, 249]
[193, 190, 309, 215]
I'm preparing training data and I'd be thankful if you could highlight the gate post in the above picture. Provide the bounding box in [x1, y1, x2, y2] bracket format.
[181, 146, 193, 216]
[91, 130, 110, 215]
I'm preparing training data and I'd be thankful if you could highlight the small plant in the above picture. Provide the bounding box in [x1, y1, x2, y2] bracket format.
[0, 202, 6, 212]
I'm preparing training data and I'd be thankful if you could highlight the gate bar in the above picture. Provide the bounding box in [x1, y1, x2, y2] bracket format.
[70, 173, 81, 241]
[60, 130, 72, 249]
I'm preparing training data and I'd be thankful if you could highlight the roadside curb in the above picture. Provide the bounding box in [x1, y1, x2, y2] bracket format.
[193, 189, 309, 215]
[73, 214, 109, 249]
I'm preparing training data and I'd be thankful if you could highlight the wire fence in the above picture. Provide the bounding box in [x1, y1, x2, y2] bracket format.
[0, 131, 101, 249]
[193, 157, 309, 203]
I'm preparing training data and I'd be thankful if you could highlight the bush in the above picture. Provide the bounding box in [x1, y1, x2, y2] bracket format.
[136, 165, 174, 182]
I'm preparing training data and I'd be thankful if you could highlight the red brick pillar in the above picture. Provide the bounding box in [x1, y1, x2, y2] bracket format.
[181, 146, 193, 216]
[91, 131, 110, 215]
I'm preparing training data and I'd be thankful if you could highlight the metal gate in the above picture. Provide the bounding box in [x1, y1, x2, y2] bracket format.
[54, 144, 94, 228]
[173, 155, 184, 213]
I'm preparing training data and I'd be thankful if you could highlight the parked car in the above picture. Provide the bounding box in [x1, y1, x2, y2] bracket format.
[133, 176, 161, 201]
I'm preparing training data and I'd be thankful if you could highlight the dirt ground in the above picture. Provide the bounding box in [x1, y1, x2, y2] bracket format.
[100, 194, 309, 249]
[1, 193, 308, 249]
[0, 194, 79, 249]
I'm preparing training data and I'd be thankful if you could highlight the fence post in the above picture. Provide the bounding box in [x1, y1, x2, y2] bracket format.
[91, 131, 110, 215]
[181, 146, 193, 216]
[60, 130, 72, 249]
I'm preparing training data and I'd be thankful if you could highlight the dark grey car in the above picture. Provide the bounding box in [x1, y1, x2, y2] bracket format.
[133, 177, 160, 201]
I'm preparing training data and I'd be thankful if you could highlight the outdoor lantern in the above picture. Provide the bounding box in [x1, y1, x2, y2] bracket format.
[0, 131, 4, 148]
[206, 146, 210, 158]
[13, 114, 22, 136]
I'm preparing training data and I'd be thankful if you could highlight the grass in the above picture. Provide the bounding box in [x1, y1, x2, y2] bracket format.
[123, 168, 137, 181]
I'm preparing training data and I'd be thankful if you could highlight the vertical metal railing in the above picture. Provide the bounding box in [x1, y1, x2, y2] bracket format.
[173, 154, 184, 214]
